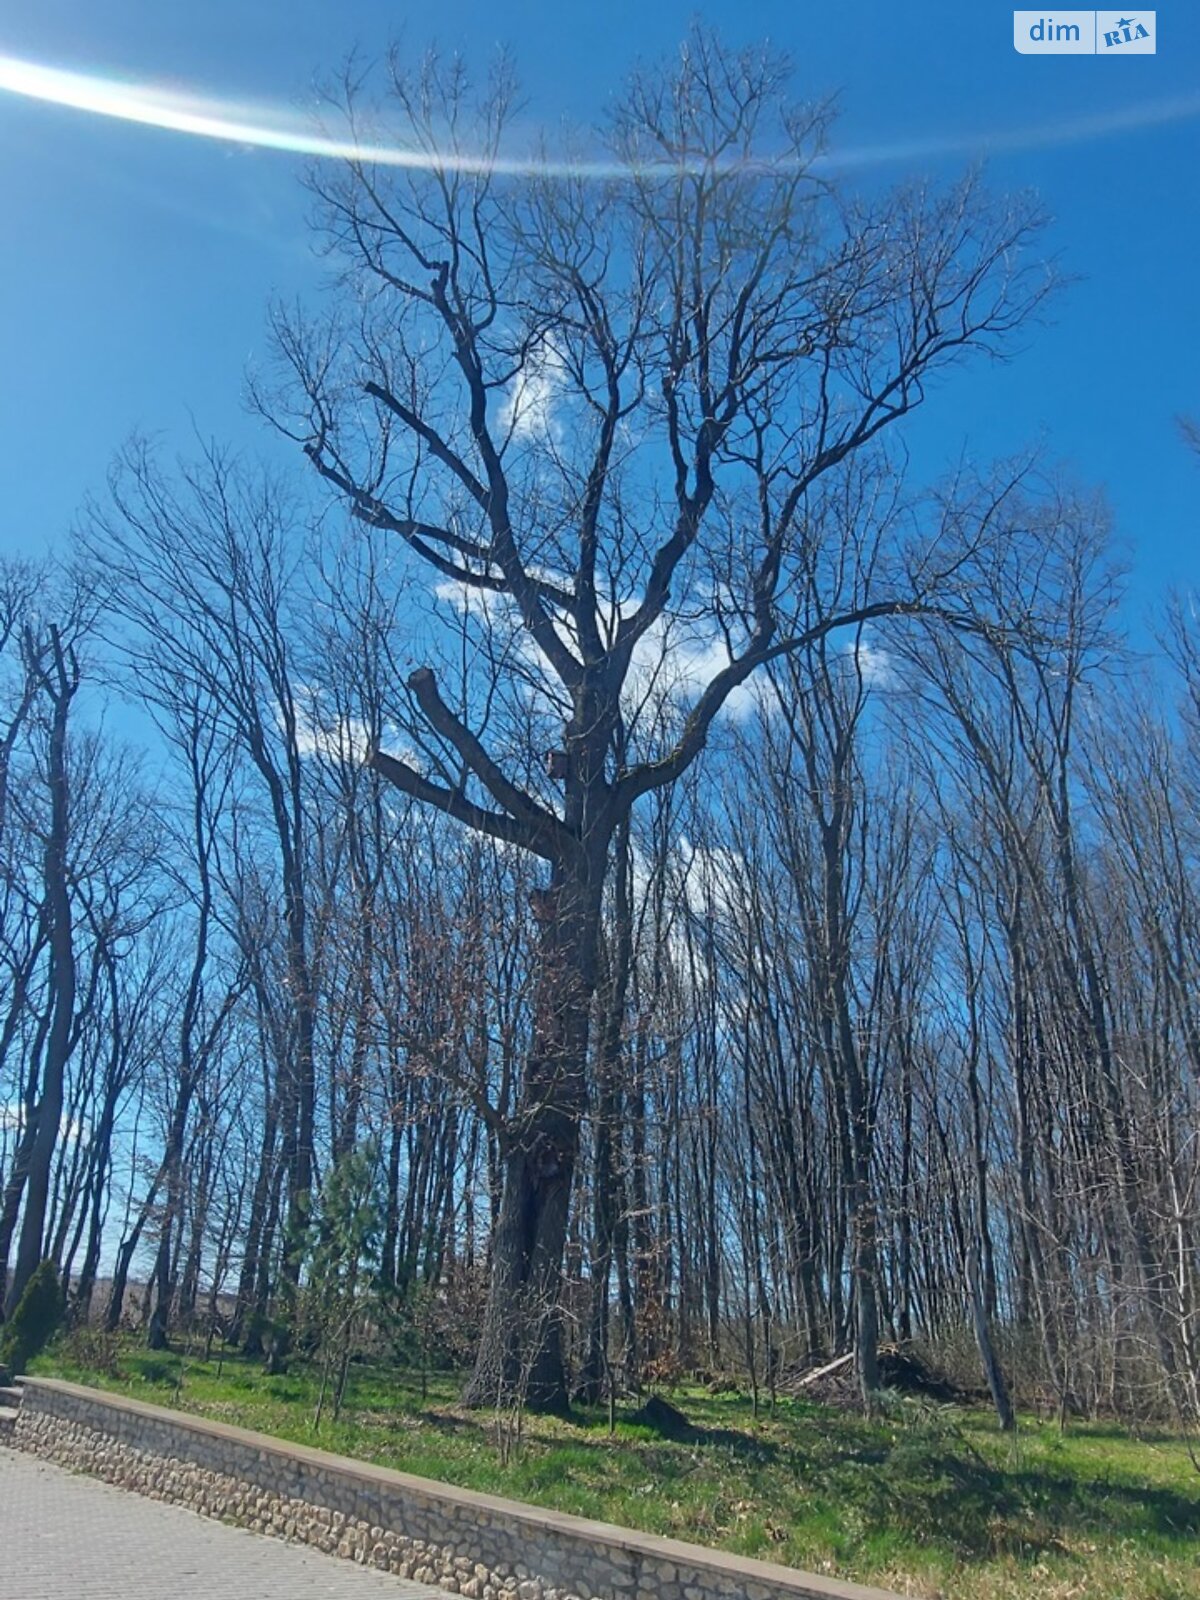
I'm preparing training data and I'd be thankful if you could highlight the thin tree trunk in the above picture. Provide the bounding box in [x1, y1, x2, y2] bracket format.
[8, 627, 78, 1315]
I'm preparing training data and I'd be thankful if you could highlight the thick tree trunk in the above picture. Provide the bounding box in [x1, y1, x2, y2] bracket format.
[462, 855, 602, 1412]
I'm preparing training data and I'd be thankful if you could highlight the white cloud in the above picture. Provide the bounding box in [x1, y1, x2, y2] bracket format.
[429, 574, 779, 731]
[289, 684, 373, 764]
[621, 611, 772, 725]
[0, 1104, 86, 1143]
[844, 638, 895, 689]
[499, 341, 566, 442]
[433, 580, 513, 629]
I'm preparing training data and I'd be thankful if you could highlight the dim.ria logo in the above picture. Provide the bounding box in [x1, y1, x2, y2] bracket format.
[1099, 12, 1153, 47]
[1013, 11, 1156, 53]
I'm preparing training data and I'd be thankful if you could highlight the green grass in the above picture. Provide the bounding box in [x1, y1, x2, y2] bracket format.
[30, 1340, 1200, 1600]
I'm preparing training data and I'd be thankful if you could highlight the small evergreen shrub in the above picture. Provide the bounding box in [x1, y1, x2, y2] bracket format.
[0, 1260, 64, 1375]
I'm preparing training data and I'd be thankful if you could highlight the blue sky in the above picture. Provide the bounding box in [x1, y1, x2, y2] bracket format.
[0, 2, 1197, 619]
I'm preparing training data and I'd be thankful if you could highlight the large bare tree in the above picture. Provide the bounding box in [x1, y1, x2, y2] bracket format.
[262, 31, 1050, 1408]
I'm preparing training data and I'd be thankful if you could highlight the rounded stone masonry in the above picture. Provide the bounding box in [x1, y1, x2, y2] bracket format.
[8, 1377, 900, 1600]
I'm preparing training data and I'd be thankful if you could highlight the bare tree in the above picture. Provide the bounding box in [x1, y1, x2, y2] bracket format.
[263, 30, 1051, 1408]
[5, 623, 80, 1314]
[89, 445, 320, 1361]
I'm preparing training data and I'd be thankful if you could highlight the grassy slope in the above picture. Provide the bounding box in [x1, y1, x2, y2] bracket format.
[30, 1344, 1200, 1600]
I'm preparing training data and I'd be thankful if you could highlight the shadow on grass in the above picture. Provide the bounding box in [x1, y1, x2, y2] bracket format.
[412, 1408, 480, 1434]
[585, 1395, 778, 1466]
[1005, 1466, 1200, 1539]
[1041, 1420, 1196, 1446]
[601, 1396, 1200, 1561]
[847, 1443, 1200, 1560]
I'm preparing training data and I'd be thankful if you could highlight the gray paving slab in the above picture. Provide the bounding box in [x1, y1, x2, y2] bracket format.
[0, 1446, 457, 1599]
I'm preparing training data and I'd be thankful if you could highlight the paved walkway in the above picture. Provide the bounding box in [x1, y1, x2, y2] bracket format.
[0, 1448, 456, 1599]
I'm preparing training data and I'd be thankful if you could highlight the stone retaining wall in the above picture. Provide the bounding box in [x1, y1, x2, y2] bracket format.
[10, 1377, 898, 1600]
